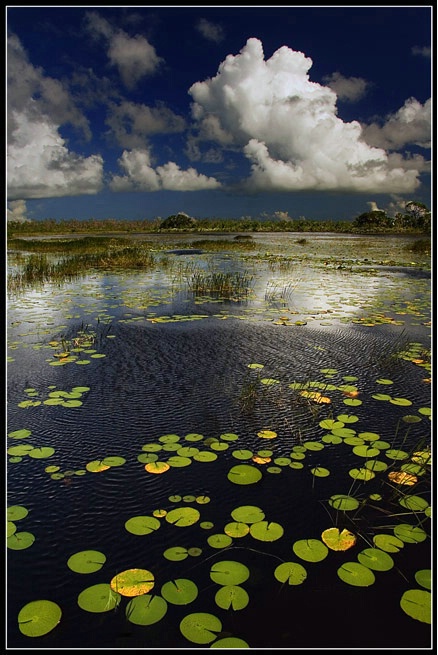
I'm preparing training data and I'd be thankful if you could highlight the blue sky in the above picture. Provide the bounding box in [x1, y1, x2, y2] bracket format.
[6, 5, 432, 223]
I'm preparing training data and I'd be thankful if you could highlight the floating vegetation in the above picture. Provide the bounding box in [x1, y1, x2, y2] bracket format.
[7, 233, 431, 648]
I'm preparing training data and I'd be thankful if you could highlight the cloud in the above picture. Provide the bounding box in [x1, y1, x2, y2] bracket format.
[7, 34, 104, 200]
[7, 199, 30, 222]
[85, 11, 163, 88]
[189, 37, 426, 194]
[361, 97, 431, 150]
[323, 71, 369, 102]
[105, 100, 186, 149]
[109, 148, 221, 191]
[196, 18, 225, 43]
[412, 45, 431, 57]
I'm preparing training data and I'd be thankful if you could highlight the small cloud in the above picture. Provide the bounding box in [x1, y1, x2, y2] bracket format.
[109, 148, 222, 192]
[85, 11, 163, 88]
[322, 71, 369, 102]
[196, 18, 225, 43]
[7, 199, 30, 222]
[361, 97, 431, 150]
[412, 45, 431, 57]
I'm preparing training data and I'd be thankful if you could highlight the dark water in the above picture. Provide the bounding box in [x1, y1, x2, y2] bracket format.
[6, 240, 432, 649]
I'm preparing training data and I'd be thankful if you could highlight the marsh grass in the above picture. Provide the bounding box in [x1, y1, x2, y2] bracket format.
[185, 238, 259, 252]
[7, 245, 160, 294]
[186, 269, 255, 299]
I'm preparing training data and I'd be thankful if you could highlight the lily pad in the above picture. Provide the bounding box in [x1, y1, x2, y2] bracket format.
[125, 594, 168, 625]
[399, 495, 429, 511]
[207, 534, 233, 549]
[231, 505, 265, 524]
[415, 569, 431, 590]
[125, 516, 161, 535]
[165, 507, 200, 527]
[110, 568, 155, 597]
[292, 539, 328, 562]
[77, 583, 121, 613]
[372, 534, 404, 553]
[211, 637, 249, 648]
[210, 561, 250, 586]
[274, 561, 307, 585]
[7, 505, 28, 521]
[215, 585, 249, 610]
[161, 579, 198, 605]
[163, 546, 189, 561]
[328, 494, 359, 511]
[357, 548, 394, 571]
[224, 522, 250, 538]
[67, 550, 106, 573]
[179, 612, 222, 645]
[400, 589, 431, 623]
[249, 521, 284, 542]
[18, 600, 62, 637]
[337, 562, 375, 586]
[7, 532, 35, 550]
[393, 524, 427, 543]
[227, 464, 262, 485]
[321, 527, 356, 551]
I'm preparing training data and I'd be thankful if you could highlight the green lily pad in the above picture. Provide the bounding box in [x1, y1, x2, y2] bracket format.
[161, 579, 198, 605]
[7, 522, 17, 537]
[349, 467, 375, 481]
[67, 550, 106, 573]
[224, 522, 250, 538]
[274, 561, 307, 585]
[385, 449, 410, 461]
[365, 459, 388, 472]
[352, 445, 380, 458]
[232, 449, 253, 460]
[7, 505, 28, 521]
[220, 432, 239, 441]
[393, 524, 427, 543]
[399, 495, 429, 511]
[227, 464, 262, 485]
[231, 505, 265, 524]
[292, 539, 328, 562]
[207, 534, 233, 549]
[18, 600, 62, 637]
[77, 583, 121, 613]
[126, 594, 168, 625]
[125, 515, 161, 535]
[193, 451, 218, 462]
[165, 507, 200, 527]
[29, 447, 55, 459]
[303, 441, 324, 451]
[249, 521, 284, 542]
[400, 589, 431, 623]
[328, 494, 359, 511]
[101, 456, 126, 467]
[310, 467, 330, 477]
[8, 429, 32, 439]
[211, 637, 249, 648]
[337, 562, 375, 586]
[179, 612, 222, 645]
[167, 455, 192, 467]
[210, 561, 250, 586]
[215, 585, 249, 611]
[7, 532, 35, 550]
[163, 546, 189, 561]
[373, 534, 404, 553]
[322, 434, 343, 444]
[357, 548, 394, 571]
[415, 569, 431, 590]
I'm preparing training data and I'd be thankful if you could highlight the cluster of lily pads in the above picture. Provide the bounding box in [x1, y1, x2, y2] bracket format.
[12, 484, 431, 644]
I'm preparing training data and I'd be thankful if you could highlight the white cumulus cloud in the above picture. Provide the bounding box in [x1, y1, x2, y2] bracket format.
[85, 11, 163, 89]
[7, 199, 30, 222]
[361, 97, 431, 150]
[105, 100, 186, 149]
[323, 71, 369, 102]
[7, 34, 104, 200]
[196, 18, 225, 43]
[109, 148, 221, 192]
[189, 37, 426, 194]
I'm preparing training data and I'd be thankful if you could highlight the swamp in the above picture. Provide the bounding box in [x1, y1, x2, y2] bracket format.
[6, 230, 432, 649]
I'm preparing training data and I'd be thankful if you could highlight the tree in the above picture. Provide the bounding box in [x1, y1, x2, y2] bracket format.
[352, 210, 392, 230]
[159, 212, 197, 229]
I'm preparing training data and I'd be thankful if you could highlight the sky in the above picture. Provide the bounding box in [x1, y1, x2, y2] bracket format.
[6, 5, 432, 223]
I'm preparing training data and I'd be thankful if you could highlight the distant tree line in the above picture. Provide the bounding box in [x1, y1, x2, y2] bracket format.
[7, 202, 431, 237]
